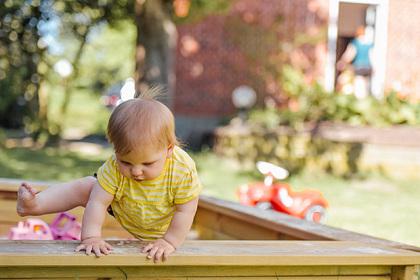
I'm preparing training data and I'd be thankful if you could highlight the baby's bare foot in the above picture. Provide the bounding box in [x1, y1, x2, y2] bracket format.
[17, 182, 38, 216]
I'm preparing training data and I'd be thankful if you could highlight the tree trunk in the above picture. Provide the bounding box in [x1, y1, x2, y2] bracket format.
[134, 0, 177, 108]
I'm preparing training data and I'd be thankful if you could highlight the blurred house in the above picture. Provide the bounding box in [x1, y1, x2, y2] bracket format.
[327, 0, 420, 100]
[174, 0, 420, 147]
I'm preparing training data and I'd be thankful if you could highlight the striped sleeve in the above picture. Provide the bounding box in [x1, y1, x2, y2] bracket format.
[173, 168, 202, 204]
[96, 156, 119, 196]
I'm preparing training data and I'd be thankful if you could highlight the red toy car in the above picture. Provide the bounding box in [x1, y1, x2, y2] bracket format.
[237, 161, 328, 223]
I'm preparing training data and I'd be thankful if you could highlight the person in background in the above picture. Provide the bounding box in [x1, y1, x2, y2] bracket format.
[337, 25, 374, 98]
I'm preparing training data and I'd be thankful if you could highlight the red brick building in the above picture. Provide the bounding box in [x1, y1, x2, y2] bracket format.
[174, 0, 420, 146]
[385, 0, 420, 98]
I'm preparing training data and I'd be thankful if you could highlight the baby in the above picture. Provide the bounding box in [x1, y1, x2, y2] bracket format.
[17, 89, 202, 262]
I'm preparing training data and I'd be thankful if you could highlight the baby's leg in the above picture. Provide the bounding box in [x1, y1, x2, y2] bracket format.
[17, 176, 97, 216]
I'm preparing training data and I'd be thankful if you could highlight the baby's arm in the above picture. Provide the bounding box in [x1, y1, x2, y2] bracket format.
[164, 196, 199, 247]
[75, 182, 114, 257]
[142, 197, 199, 262]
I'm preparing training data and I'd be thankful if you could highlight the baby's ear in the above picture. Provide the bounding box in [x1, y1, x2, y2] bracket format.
[167, 144, 174, 158]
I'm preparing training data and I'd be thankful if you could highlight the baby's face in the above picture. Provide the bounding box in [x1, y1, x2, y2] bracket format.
[115, 145, 173, 182]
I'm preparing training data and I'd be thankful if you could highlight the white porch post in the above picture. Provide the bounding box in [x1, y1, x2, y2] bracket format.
[371, 0, 389, 98]
[325, 0, 339, 92]
[325, 0, 389, 97]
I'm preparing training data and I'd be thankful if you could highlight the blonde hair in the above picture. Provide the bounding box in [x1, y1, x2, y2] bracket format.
[107, 87, 179, 155]
[355, 25, 365, 37]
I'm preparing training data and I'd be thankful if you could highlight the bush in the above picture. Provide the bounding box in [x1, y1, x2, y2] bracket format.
[249, 66, 420, 129]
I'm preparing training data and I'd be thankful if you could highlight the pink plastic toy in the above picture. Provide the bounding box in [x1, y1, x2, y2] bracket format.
[8, 212, 81, 241]
[8, 218, 54, 240]
[49, 212, 81, 240]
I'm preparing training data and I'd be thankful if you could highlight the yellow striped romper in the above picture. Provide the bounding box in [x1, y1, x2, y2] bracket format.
[96, 146, 202, 240]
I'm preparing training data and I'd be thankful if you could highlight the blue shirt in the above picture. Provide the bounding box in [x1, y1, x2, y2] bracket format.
[351, 38, 373, 69]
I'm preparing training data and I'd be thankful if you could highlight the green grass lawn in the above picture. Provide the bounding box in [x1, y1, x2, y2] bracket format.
[0, 145, 112, 181]
[1, 144, 419, 247]
[193, 152, 420, 247]
[46, 87, 111, 138]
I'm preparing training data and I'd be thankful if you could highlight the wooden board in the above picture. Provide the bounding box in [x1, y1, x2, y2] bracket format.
[196, 195, 420, 252]
[0, 266, 396, 280]
[1, 240, 420, 267]
[0, 240, 419, 280]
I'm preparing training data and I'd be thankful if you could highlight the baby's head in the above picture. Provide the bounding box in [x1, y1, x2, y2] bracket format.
[107, 90, 178, 181]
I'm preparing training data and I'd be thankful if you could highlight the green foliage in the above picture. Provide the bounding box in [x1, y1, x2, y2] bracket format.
[215, 125, 364, 177]
[174, 0, 231, 24]
[0, 128, 5, 148]
[248, 107, 281, 129]
[0, 0, 134, 139]
[0, 0, 46, 129]
[47, 88, 111, 137]
[77, 20, 136, 93]
[47, 1, 134, 137]
[249, 66, 420, 129]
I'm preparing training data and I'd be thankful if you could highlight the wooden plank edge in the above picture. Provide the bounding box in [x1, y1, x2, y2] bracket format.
[197, 196, 420, 253]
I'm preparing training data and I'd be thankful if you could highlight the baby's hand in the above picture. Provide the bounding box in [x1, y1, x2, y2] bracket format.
[141, 238, 176, 263]
[75, 237, 113, 257]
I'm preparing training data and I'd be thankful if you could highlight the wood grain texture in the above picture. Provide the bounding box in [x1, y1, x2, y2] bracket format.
[391, 265, 416, 280]
[196, 195, 420, 252]
[1, 240, 420, 267]
[0, 265, 392, 278]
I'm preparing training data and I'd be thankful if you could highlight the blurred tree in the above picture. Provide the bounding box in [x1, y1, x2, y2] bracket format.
[0, 0, 48, 133]
[134, 0, 229, 107]
[0, 0, 228, 141]
[77, 20, 136, 94]
[134, 0, 176, 107]
[0, 0, 132, 142]
[49, 0, 132, 138]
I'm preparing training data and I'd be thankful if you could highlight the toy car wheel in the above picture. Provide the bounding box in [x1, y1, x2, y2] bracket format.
[304, 205, 326, 223]
[255, 202, 273, 211]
